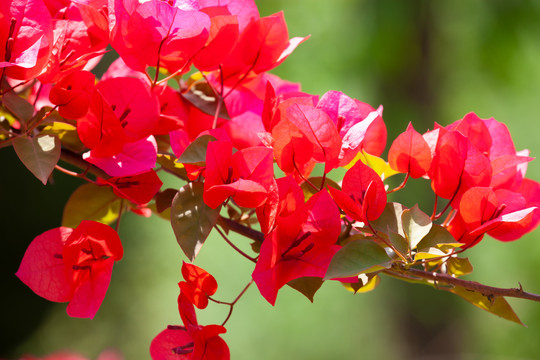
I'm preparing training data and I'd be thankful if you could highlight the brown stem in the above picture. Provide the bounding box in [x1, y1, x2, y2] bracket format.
[385, 266, 540, 302]
[214, 225, 257, 263]
[217, 216, 264, 243]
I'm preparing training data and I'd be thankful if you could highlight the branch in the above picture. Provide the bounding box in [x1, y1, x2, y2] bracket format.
[384, 266, 540, 302]
[217, 216, 265, 243]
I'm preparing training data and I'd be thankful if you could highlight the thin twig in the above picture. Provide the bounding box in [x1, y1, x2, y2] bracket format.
[214, 224, 258, 263]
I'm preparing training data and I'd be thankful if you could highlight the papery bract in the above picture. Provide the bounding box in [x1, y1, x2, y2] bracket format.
[178, 262, 217, 309]
[329, 161, 387, 222]
[98, 170, 163, 205]
[16, 220, 123, 319]
[388, 122, 432, 178]
[110, 0, 210, 74]
[0, 0, 53, 80]
[83, 136, 158, 177]
[203, 140, 274, 209]
[252, 191, 341, 305]
[49, 70, 95, 119]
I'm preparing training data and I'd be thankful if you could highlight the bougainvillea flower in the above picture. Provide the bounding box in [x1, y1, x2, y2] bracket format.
[49, 70, 95, 119]
[110, 0, 210, 74]
[199, 0, 259, 31]
[16, 220, 123, 319]
[83, 136, 158, 177]
[449, 186, 538, 248]
[203, 140, 274, 209]
[428, 130, 492, 206]
[220, 12, 307, 83]
[96, 77, 160, 142]
[192, 7, 239, 71]
[97, 170, 163, 205]
[252, 190, 341, 305]
[178, 262, 218, 309]
[150, 294, 229, 360]
[388, 122, 432, 178]
[328, 161, 387, 222]
[77, 90, 126, 157]
[38, 4, 108, 83]
[315, 91, 387, 162]
[0, 0, 53, 80]
[256, 175, 305, 235]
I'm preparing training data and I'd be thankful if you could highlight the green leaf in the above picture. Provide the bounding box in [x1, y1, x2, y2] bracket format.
[447, 257, 474, 276]
[178, 135, 216, 165]
[170, 182, 220, 261]
[370, 202, 406, 236]
[287, 277, 324, 302]
[324, 238, 392, 280]
[388, 230, 409, 259]
[449, 286, 524, 325]
[62, 183, 121, 228]
[13, 134, 61, 185]
[417, 225, 463, 250]
[2, 91, 34, 123]
[401, 204, 432, 250]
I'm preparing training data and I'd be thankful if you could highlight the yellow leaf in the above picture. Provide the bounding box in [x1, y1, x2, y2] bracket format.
[343, 274, 381, 294]
[344, 150, 399, 180]
[41, 122, 84, 152]
[62, 183, 121, 228]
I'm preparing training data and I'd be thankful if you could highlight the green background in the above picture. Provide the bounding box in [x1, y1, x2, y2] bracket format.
[3, 1, 540, 359]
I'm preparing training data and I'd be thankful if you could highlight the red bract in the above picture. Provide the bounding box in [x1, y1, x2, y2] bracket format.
[450, 187, 537, 248]
[38, 3, 108, 83]
[0, 0, 53, 80]
[428, 129, 492, 206]
[96, 77, 160, 142]
[219, 11, 307, 83]
[83, 135, 158, 177]
[16, 220, 123, 319]
[192, 7, 239, 71]
[49, 70, 95, 119]
[98, 170, 163, 205]
[150, 295, 229, 360]
[315, 91, 387, 164]
[328, 161, 387, 222]
[78, 90, 126, 157]
[203, 140, 274, 209]
[388, 122, 432, 178]
[178, 262, 218, 309]
[252, 191, 341, 305]
[110, 0, 210, 74]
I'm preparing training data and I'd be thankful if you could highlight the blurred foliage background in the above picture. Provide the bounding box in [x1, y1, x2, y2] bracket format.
[3, 0, 540, 359]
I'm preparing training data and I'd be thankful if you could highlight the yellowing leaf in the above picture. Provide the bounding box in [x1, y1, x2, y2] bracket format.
[449, 286, 524, 325]
[447, 257, 474, 276]
[402, 204, 432, 250]
[344, 150, 399, 180]
[62, 183, 121, 228]
[343, 273, 381, 294]
[41, 122, 84, 152]
[157, 154, 187, 179]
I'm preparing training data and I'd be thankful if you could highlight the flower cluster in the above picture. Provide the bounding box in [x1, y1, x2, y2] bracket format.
[3, 0, 540, 358]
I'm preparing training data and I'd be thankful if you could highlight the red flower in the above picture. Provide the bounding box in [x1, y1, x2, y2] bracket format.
[203, 141, 274, 209]
[16, 220, 123, 319]
[252, 191, 341, 305]
[150, 294, 229, 360]
[178, 262, 218, 310]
